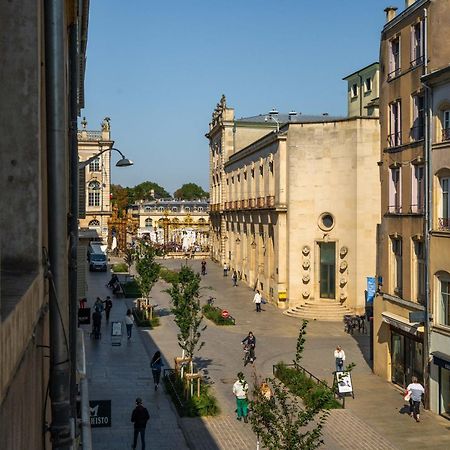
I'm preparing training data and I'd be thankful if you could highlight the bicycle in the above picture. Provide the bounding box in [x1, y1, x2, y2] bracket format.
[243, 344, 255, 366]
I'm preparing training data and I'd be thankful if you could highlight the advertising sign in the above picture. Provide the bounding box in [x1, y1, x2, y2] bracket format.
[78, 307, 91, 325]
[366, 277, 376, 304]
[335, 371, 353, 395]
[111, 321, 123, 337]
[89, 400, 111, 427]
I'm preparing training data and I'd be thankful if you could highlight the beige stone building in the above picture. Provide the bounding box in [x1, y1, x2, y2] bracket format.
[0, 1, 89, 448]
[373, 0, 450, 411]
[207, 93, 380, 319]
[78, 117, 114, 241]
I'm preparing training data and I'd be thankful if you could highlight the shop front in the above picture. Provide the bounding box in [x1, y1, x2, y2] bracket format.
[431, 351, 450, 419]
[382, 311, 424, 387]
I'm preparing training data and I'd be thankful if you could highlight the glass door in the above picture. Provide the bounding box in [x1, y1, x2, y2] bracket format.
[319, 242, 336, 299]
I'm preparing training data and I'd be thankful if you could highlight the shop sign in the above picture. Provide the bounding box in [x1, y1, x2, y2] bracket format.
[89, 400, 111, 427]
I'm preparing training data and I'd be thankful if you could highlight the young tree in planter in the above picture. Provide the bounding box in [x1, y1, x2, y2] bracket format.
[123, 247, 135, 273]
[249, 374, 329, 450]
[134, 241, 160, 319]
[166, 266, 206, 388]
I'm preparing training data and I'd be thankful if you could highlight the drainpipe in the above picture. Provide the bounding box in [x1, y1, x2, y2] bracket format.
[357, 72, 363, 117]
[68, 20, 79, 431]
[45, 0, 72, 448]
[422, 6, 431, 410]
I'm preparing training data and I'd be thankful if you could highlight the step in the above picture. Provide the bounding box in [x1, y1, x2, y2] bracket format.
[284, 310, 348, 321]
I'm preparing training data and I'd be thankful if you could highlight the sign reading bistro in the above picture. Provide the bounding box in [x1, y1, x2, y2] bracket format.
[89, 400, 111, 428]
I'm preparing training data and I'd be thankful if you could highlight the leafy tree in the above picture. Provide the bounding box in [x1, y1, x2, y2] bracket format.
[174, 183, 208, 200]
[294, 320, 308, 369]
[123, 247, 135, 272]
[134, 240, 161, 307]
[166, 266, 205, 361]
[111, 184, 130, 213]
[249, 374, 328, 450]
[133, 181, 170, 201]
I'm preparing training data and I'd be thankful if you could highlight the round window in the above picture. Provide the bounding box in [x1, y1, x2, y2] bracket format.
[318, 213, 335, 231]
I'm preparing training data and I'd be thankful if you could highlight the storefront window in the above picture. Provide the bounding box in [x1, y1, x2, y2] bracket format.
[391, 330, 423, 387]
[441, 368, 450, 419]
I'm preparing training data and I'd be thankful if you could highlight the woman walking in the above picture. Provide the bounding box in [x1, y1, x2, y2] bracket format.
[232, 372, 249, 423]
[406, 376, 425, 422]
[125, 309, 134, 340]
[150, 351, 164, 391]
[334, 345, 346, 372]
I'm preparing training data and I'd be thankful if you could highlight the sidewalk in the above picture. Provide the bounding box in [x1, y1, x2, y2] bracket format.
[152, 258, 450, 450]
[83, 269, 188, 450]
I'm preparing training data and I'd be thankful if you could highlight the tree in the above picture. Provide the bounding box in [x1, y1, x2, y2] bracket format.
[173, 183, 208, 200]
[111, 184, 130, 213]
[249, 374, 328, 450]
[134, 240, 161, 311]
[133, 181, 170, 201]
[166, 266, 205, 362]
[123, 247, 135, 272]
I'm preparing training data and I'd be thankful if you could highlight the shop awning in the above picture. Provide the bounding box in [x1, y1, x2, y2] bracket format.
[432, 351, 450, 370]
[381, 311, 424, 335]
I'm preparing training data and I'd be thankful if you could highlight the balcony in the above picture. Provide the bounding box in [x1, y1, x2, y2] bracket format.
[443, 128, 450, 142]
[257, 197, 265, 208]
[266, 195, 275, 208]
[438, 218, 450, 231]
[410, 204, 424, 214]
[387, 132, 402, 148]
[388, 205, 402, 214]
[387, 67, 401, 81]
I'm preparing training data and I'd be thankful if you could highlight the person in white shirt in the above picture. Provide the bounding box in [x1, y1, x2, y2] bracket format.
[232, 372, 249, 422]
[406, 376, 425, 422]
[125, 308, 134, 339]
[253, 290, 262, 312]
[334, 346, 345, 372]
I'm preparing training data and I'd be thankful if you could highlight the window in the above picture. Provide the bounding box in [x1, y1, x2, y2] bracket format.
[388, 36, 401, 79]
[89, 157, 100, 172]
[439, 178, 450, 230]
[365, 77, 372, 92]
[145, 218, 152, 228]
[172, 207, 178, 212]
[198, 207, 204, 211]
[443, 110, 450, 141]
[389, 167, 402, 213]
[440, 279, 450, 326]
[351, 83, 358, 98]
[184, 206, 190, 212]
[411, 165, 424, 213]
[411, 21, 424, 66]
[88, 219, 100, 227]
[411, 95, 424, 141]
[414, 241, 425, 304]
[392, 238, 403, 295]
[88, 181, 100, 207]
[389, 101, 402, 147]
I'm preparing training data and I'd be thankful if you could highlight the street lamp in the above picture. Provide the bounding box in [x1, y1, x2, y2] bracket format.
[78, 147, 133, 169]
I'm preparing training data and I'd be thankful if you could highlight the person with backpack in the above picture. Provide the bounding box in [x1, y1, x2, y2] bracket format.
[131, 397, 150, 449]
[150, 351, 164, 391]
[94, 297, 104, 314]
[232, 372, 249, 423]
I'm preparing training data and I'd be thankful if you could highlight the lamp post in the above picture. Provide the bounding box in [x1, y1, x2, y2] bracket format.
[78, 146, 133, 169]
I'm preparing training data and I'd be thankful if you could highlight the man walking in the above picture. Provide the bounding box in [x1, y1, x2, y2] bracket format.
[131, 397, 150, 449]
[103, 296, 112, 321]
[232, 270, 238, 287]
[223, 262, 228, 277]
[406, 376, 425, 422]
[253, 289, 262, 312]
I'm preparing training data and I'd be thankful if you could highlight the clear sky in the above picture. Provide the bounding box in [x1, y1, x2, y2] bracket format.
[83, 0, 404, 194]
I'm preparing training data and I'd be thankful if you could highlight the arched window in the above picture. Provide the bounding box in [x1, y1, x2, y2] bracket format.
[198, 218, 206, 224]
[88, 181, 101, 207]
[145, 218, 153, 228]
[88, 219, 100, 227]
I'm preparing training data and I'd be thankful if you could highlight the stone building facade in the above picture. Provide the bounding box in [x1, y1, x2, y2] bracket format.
[373, 0, 450, 413]
[207, 95, 380, 319]
[78, 117, 114, 241]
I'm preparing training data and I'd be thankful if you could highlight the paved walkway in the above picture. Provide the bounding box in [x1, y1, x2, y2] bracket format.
[84, 258, 450, 449]
[83, 269, 188, 450]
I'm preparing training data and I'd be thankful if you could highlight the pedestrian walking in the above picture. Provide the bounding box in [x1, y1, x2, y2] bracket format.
[241, 331, 256, 363]
[223, 262, 229, 277]
[94, 297, 104, 314]
[125, 309, 134, 340]
[334, 345, 346, 372]
[201, 260, 207, 275]
[253, 289, 262, 312]
[233, 372, 249, 423]
[232, 270, 238, 287]
[131, 397, 150, 449]
[104, 296, 112, 321]
[150, 350, 163, 391]
[406, 376, 425, 422]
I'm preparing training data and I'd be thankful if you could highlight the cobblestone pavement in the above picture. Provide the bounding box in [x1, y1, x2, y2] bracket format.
[85, 258, 450, 450]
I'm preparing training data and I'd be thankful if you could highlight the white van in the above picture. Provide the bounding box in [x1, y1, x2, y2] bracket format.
[87, 243, 107, 272]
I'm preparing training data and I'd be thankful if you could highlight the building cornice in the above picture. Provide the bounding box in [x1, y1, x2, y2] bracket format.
[382, 293, 425, 311]
[382, 0, 429, 35]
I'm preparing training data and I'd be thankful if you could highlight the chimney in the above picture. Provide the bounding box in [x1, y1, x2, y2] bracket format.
[384, 6, 398, 22]
[405, 0, 415, 8]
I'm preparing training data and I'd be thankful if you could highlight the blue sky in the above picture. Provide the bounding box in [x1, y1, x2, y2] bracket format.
[83, 0, 404, 194]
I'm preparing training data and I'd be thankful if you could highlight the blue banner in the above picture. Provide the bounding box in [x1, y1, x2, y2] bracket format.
[367, 277, 376, 304]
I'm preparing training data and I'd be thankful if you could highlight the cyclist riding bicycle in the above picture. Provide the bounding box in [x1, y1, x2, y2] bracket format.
[241, 331, 256, 364]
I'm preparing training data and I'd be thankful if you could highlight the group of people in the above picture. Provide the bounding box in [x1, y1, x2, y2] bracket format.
[223, 264, 239, 287]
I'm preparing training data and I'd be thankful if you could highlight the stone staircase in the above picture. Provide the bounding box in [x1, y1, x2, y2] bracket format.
[284, 299, 354, 321]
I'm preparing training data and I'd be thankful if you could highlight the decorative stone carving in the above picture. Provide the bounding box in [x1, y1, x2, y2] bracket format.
[339, 246, 348, 257]
[340, 292, 347, 301]
[339, 277, 347, 287]
[302, 245, 310, 256]
[101, 116, 111, 131]
[302, 260, 310, 270]
[302, 274, 310, 283]
[339, 261, 348, 271]
[302, 290, 310, 298]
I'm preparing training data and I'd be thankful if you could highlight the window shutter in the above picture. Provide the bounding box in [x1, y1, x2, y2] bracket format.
[79, 167, 86, 218]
